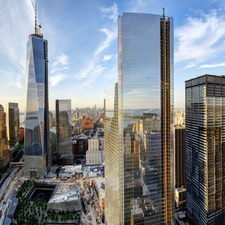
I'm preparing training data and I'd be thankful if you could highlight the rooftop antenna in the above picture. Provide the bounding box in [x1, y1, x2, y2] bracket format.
[31, 1, 37, 34]
[31, 1, 42, 35]
[163, 7, 165, 19]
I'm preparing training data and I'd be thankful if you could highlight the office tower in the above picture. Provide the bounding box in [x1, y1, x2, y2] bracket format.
[55, 99, 72, 164]
[86, 137, 102, 165]
[186, 74, 225, 225]
[174, 127, 186, 209]
[24, 11, 49, 178]
[8, 102, 20, 148]
[105, 12, 174, 225]
[174, 127, 186, 188]
[72, 135, 88, 156]
[0, 105, 10, 175]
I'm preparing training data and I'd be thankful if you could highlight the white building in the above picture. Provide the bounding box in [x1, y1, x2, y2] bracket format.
[86, 137, 102, 165]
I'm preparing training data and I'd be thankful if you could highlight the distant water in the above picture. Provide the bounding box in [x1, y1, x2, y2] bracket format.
[20, 114, 25, 128]
[123, 118, 136, 128]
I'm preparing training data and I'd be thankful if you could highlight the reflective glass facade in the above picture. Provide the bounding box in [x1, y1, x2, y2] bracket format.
[186, 75, 225, 225]
[55, 99, 72, 163]
[0, 105, 10, 172]
[24, 34, 49, 178]
[8, 102, 20, 147]
[105, 13, 174, 225]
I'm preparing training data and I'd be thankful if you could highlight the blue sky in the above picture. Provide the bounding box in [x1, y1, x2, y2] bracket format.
[1, 0, 225, 111]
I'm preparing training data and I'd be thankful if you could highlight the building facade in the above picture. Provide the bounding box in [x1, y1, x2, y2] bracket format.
[105, 12, 174, 225]
[86, 137, 102, 165]
[0, 105, 10, 175]
[7, 102, 20, 148]
[72, 135, 88, 156]
[174, 127, 186, 188]
[24, 26, 49, 178]
[186, 75, 225, 225]
[55, 99, 72, 164]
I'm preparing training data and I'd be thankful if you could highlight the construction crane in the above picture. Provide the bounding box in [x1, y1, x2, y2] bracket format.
[31, 1, 42, 35]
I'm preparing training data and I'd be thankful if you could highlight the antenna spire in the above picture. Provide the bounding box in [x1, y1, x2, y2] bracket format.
[163, 7, 165, 19]
[31, 1, 38, 34]
[34, 4, 37, 34]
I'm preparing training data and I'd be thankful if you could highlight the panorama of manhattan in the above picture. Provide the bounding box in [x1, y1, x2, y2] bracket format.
[1, 4, 225, 225]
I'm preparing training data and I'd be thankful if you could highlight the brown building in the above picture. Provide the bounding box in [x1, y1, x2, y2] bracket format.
[0, 105, 10, 175]
[81, 116, 94, 130]
[20, 127, 24, 142]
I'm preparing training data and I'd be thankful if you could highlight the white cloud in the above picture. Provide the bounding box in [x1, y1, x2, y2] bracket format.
[15, 74, 24, 89]
[185, 62, 197, 69]
[100, 3, 118, 23]
[74, 3, 117, 86]
[0, 0, 33, 93]
[103, 54, 113, 61]
[175, 11, 225, 64]
[199, 62, 225, 68]
[52, 54, 69, 68]
[80, 65, 107, 88]
[128, 0, 146, 12]
[49, 73, 67, 87]
[50, 53, 69, 86]
[94, 28, 117, 56]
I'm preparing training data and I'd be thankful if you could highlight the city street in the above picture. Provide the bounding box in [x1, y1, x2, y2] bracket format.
[0, 167, 23, 224]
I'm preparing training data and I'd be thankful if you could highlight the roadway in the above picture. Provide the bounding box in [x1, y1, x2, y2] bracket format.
[0, 168, 23, 224]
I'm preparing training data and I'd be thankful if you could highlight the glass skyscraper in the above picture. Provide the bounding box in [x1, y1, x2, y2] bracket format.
[105, 12, 174, 225]
[24, 25, 49, 178]
[0, 105, 10, 175]
[55, 99, 72, 164]
[186, 75, 225, 225]
[8, 102, 20, 148]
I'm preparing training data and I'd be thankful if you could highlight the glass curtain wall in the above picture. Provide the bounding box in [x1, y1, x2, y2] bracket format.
[24, 35, 49, 178]
[55, 99, 72, 162]
[8, 102, 20, 147]
[105, 12, 174, 225]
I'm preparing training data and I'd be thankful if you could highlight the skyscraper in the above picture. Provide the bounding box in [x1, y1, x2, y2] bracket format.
[105, 12, 174, 225]
[55, 99, 72, 164]
[0, 105, 10, 175]
[7, 102, 20, 148]
[174, 127, 186, 188]
[24, 10, 49, 178]
[186, 74, 225, 225]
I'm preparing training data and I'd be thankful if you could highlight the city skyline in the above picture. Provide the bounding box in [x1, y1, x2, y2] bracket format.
[1, 0, 225, 111]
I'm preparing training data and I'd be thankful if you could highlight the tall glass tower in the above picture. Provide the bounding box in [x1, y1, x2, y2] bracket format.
[55, 99, 72, 164]
[105, 12, 174, 225]
[0, 105, 10, 175]
[24, 12, 49, 178]
[186, 75, 225, 225]
[8, 102, 20, 148]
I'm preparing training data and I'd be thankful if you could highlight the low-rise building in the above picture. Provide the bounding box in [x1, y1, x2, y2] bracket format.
[47, 185, 82, 212]
[7, 197, 19, 218]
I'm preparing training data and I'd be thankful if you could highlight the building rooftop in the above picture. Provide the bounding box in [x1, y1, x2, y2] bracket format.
[4, 218, 12, 225]
[7, 197, 19, 216]
[175, 187, 186, 193]
[48, 185, 80, 204]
